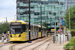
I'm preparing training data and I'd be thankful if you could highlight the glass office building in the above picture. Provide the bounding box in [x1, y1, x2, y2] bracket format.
[17, 0, 65, 29]
[66, 0, 75, 9]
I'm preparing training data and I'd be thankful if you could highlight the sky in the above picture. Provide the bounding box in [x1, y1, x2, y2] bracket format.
[0, 0, 16, 22]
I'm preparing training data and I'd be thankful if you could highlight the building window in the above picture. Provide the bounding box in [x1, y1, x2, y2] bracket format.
[54, 13, 56, 16]
[60, 3, 64, 5]
[61, 17, 63, 20]
[20, 6, 27, 9]
[41, 2, 45, 4]
[56, 17, 59, 20]
[34, 12, 40, 15]
[49, 12, 51, 14]
[31, 11, 34, 14]
[31, 1, 34, 3]
[19, 6, 33, 9]
[20, 6, 29, 9]
[54, 6, 55, 9]
[34, 1, 37, 3]
[19, 0, 23, 2]
[20, 13, 23, 15]
[23, 0, 29, 3]
[31, 7, 34, 9]
[23, 11, 29, 14]
[42, 12, 45, 14]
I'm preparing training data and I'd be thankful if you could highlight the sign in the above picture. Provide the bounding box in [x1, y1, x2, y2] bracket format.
[11, 22, 21, 25]
[62, 20, 65, 25]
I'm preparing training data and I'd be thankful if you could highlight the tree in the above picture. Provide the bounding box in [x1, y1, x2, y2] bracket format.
[25, 20, 29, 22]
[65, 5, 75, 29]
[34, 22, 38, 24]
[42, 22, 49, 31]
[0, 22, 9, 34]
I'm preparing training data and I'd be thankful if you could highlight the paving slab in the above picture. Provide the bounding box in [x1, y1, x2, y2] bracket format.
[47, 41, 69, 50]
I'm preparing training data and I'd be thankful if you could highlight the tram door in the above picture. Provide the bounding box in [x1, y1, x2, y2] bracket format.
[26, 25, 29, 41]
[36, 27, 38, 38]
[31, 26, 34, 39]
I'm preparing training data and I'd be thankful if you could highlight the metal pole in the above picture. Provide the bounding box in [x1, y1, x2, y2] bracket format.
[16, 0, 18, 20]
[63, 26, 64, 43]
[55, 22, 56, 43]
[28, 0, 31, 43]
[40, 5, 42, 38]
[47, 12, 48, 37]
[59, 0, 61, 44]
[50, 17, 51, 35]
[69, 11, 70, 30]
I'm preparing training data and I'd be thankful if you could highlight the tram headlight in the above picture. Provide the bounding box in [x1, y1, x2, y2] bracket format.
[19, 34, 21, 37]
[10, 35, 12, 37]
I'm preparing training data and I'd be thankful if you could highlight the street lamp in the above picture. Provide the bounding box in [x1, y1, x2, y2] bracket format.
[40, 5, 42, 38]
[28, 0, 31, 43]
[59, 0, 61, 44]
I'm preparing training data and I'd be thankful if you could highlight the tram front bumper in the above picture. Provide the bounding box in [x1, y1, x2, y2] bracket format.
[10, 38, 21, 41]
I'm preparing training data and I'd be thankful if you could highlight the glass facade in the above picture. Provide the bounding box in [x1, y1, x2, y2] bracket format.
[17, 0, 65, 28]
[66, 0, 75, 9]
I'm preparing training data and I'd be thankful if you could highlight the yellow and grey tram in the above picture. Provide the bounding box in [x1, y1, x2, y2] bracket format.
[9, 20, 46, 42]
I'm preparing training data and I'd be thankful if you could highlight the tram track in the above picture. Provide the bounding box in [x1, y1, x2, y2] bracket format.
[9, 36, 51, 50]
[9, 43, 19, 50]
[18, 36, 52, 50]
[45, 39, 53, 50]
[9, 42, 27, 50]
[0, 42, 12, 48]
[30, 37, 53, 50]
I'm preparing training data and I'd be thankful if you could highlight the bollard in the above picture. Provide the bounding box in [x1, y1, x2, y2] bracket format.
[68, 34, 71, 41]
[53, 35, 55, 43]
[2, 35, 4, 43]
[65, 35, 67, 41]
[56, 35, 58, 42]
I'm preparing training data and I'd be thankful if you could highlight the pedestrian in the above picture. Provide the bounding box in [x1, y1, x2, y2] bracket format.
[7, 31, 9, 42]
[4, 32, 7, 40]
[57, 29, 63, 35]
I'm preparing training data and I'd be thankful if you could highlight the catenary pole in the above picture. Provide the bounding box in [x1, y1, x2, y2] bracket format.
[28, 0, 31, 43]
[59, 0, 61, 44]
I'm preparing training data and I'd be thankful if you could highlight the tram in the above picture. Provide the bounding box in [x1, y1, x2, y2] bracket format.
[9, 20, 46, 42]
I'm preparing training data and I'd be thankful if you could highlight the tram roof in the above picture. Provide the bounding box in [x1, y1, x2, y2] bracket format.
[10, 20, 27, 24]
[10, 20, 41, 27]
[38, 25, 41, 27]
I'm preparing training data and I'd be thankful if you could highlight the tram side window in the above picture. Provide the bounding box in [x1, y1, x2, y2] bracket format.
[39, 28, 41, 32]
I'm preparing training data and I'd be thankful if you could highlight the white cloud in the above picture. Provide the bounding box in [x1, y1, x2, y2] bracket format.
[0, 17, 16, 22]
[0, 0, 16, 22]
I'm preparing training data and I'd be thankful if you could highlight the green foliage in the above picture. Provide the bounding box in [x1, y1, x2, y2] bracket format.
[66, 28, 69, 31]
[64, 36, 75, 50]
[25, 20, 29, 22]
[64, 42, 75, 50]
[0, 22, 9, 34]
[70, 30, 75, 36]
[70, 36, 75, 42]
[34, 22, 38, 24]
[42, 22, 49, 31]
[65, 5, 75, 29]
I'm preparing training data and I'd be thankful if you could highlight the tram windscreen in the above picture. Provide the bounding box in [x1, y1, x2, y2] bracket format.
[10, 27, 21, 34]
[10, 22, 26, 34]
